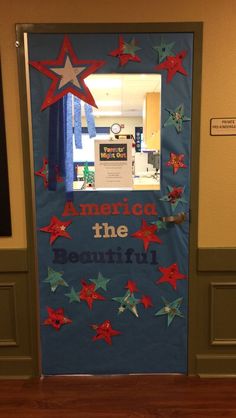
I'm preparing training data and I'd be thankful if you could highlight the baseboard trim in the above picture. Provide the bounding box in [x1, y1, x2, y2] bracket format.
[0, 356, 35, 378]
[196, 354, 236, 376]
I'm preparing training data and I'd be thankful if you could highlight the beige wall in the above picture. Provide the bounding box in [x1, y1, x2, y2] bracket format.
[0, 0, 236, 248]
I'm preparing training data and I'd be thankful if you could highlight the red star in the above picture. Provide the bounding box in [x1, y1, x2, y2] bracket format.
[43, 307, 72, 330]
[91, 320, 121, 345]
[79, 280, 105, 310]
[109, 35, 141, 66]
[30, 35, 105, 110]
[39, 216, 72, 245]
[166, 153, 187, 174]
[140, 295, 153, 309]
[131, 219, 162, 251]
[156, 263, 187, 290]
[125, 280, 139, 293]
[155, 50, 188, 83]
[35, 157, 63, 188]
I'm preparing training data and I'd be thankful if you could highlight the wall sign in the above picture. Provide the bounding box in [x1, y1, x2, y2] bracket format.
[210, 118, 236, 136]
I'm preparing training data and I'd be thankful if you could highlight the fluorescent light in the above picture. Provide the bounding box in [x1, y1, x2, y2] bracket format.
[85, 78, 122, 88]
[96, 100, 121, 107]
[92, 110, 122, 116]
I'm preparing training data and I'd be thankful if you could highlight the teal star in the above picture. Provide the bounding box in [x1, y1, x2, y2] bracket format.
[155, 297, 184, 326]
[65, 287, 80, 303]
[89, 272, 111, 291]
[44, 267, 68, 292]
[123, 38, 141, 56]
[113, 290, 140, 318]
[164, 104, 191, 134]
[160, 185, 187, 212]
[153, 39, 175, 62]
[151, 220, 167, 230]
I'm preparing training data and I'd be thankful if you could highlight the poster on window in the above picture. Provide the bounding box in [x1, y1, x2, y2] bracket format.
[94, 139, 133, 189]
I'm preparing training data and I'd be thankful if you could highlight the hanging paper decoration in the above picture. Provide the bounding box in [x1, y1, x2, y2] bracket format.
[156, 263, 187, 290]
[166, 152, 187, 174]
[131, 219, 162, 251]
[65, 287, 80, 303]
[160, 186, 187, 212]
[164, 105, 191, 133]
[113, 290, 140, 318]
[155, 50, 188, 83]
[91, 320, 121, 345]
[155, 297, 184, 326]
[30, 35, 102, 195]
[39, 216, 72, 245]
[109, 35, 141, 66]
[44, 267, 68, 292]
[84, 103, 96, 138]
[89, 272, 111, 291]
[29, 35, 105, 110]
[43, 307, 72, 330]
[82, 163, 95, 188]
[153, 39, 175, 63]
[140, 295, 153, 309]
[79, 280, 106, 310]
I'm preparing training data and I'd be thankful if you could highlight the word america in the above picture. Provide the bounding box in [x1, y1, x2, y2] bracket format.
[63, 198, 157, 217]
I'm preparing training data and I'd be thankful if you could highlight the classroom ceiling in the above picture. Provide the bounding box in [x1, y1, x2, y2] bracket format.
[85, 73, 161, 118]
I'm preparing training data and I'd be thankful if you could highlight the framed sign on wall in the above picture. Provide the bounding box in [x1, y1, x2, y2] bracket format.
[0, 61, 11, 236]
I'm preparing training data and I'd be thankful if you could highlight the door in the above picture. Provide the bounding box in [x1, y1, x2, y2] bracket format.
[20, 24, 201, 375]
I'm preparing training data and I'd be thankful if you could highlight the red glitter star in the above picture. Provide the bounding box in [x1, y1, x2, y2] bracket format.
[109, 35, 141, 66]
[43, 307, 72, 330]
[131, 219, 162, 251]
[30, 35, 105, 110]
[166, 152, 187, 174]
[35, 157, 63, 188]
[125, 280, 139, 293]
[91, 320, 121, 345]
[79, 280, 105, 310]
[155, 50, 188, 83]
[156, 263, 187, 290]
[140, 295, 153, 309]
[39, 216, 72, 245]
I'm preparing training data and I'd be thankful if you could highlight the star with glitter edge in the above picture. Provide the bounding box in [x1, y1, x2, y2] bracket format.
[131, 219, 162, 251]
[125, 280, 139, 293]
[166, 152, 187, 174]
[44, 267, 69, 292]
[109, 35, 141, 66]
[156, 263, 187, 290]
[155, 297, 184, 326]
[65, 287, 80, 303]
[112, 290, 140, 318]
[43, 307, 72, 330]
[153, 39, 175, 63]
[155, 50, 188, 83]
[164, 105, 191, 134]
[29, 35, 106, 110]
[89, 272, 111, 291]
[91, 320, 121, 345]
[160, 185, 187, 212]
[39, 216, 72, 245]
[140, 295, 153, 309]
[79, 280, 106, 310]
[35, 157, 63, 188]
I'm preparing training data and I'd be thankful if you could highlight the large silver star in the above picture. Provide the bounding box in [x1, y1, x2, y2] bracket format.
[50, 56, 86, 89]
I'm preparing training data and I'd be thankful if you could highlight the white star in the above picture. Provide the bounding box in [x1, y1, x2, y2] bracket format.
[50, 56, 86, 89]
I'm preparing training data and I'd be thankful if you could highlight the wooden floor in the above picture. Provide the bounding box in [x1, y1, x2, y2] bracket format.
[1, 375, 236, 417]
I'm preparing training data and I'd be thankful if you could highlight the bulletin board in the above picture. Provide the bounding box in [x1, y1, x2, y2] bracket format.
[18, 23, 202, 375]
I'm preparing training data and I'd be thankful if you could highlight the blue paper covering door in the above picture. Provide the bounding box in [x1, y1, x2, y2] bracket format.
[28, 31, 193, 374]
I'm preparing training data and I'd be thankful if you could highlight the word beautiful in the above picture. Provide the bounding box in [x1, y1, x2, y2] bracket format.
[53, 247, 159, 266]
[63, 198, 157, 217]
